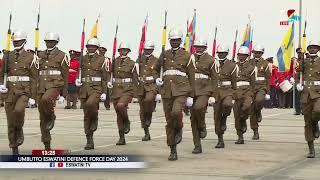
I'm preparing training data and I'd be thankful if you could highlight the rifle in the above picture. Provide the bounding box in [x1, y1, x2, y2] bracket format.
[232, 29, 238, 60]
[300, 20, 307, 85]
[159, 11, 167, 80]
[109, 19, 119, 85]
[3, 12, 13, 88]
[35, 5, 40, 56]
[212, 26, 217, 58]
[78, 18, 86, 81]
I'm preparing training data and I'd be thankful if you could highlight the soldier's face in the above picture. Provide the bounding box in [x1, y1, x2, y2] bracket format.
[45, 40, 58, 49]
[307, 46, 320, 55]
[194, 46, 206, 54]
[13, 40, 26, 48]
[99, 48, 107, 56]
[119, 49, 130, 56]
[218, 52, 228, 59]
[237, 54, 249, 62]
[144, 49, 154, 56]
[170, 39, 182, 49]
[86, 45, 99, 54]
[253, 51, 263, 58]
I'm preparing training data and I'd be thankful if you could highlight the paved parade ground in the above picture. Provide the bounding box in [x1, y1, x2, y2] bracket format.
[0, 102, 319, 180]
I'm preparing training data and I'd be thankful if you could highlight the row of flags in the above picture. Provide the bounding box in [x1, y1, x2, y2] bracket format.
[79, 9, 306, 73]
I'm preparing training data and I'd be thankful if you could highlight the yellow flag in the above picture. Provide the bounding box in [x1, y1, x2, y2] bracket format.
[302, 35, 307, 53]
[90, 18, 99, 38]
[6, 33, 11, 51]
[184, 34, 190, 52]
[162, 28, 167, 46]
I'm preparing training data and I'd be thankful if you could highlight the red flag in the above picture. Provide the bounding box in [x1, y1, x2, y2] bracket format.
[138, 16, 148, 56]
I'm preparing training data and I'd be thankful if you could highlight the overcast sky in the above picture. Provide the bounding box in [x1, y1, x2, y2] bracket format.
[0, 0, 318, 58]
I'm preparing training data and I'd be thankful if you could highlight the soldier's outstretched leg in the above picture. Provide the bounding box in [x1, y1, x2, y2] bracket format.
[234, 99, 244, 144]
[214, 99, 224, 148]
[114, 96, 132, 145]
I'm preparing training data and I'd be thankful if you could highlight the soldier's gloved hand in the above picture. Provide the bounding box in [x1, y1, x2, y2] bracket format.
[232, 100, 235, 104]
[265, 94, 271, 100]
[155, 94, 162, 102]
[100, 93, 107, 101]
[297, 83, 304, 91]
[107, 82, 113, 89]
[58, 96, 65, 104]
[208, 97, 216, 104]
[186, 97, 193, 107]
[289, 77, 295, 84]
[28, 98, 36, 106]
[156, 78, 164, 86]
[75, 79, 82, 87]
[0, 85, 8, 94]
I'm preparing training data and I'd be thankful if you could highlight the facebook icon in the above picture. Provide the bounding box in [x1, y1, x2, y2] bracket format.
[49, 162, 55, 167]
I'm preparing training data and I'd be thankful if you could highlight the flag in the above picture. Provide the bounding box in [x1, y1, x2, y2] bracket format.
[277, 23, 295, 72]
[184, 10, 196, 54]
[90, 16, 100, 38]
[302, 34, 306, 53]
[241, 24, 252, 48]
[138, 15, 148, 57]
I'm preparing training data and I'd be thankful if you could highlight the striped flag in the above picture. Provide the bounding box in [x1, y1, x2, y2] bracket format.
[277, 23, 295, 72]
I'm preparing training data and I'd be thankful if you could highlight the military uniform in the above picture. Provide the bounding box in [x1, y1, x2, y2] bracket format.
[187, 52, 215, 153]
[250, 57, 271, 139]
[37, 47, 69, 149]
[137, 54, 160, 141]
[233, 60, 256, 144]
[0, 49, 38, 151]
[160, 48, 194, 148]
[212, 58, 237, 148]
[111, 56, 138, 145]
[301, 56, 320, 145]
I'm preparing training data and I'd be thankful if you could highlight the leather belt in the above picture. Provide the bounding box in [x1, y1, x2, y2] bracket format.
[7, 76, 30, 82]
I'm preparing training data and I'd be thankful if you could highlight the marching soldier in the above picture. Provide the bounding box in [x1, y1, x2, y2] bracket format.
[65, 50, 80, 109]
[156, 28, 194, 161]
[108, 42, 138, 145]
[212, 44, 237, 148]
[75, 38, 107, 150]
[98, 46, 112, 110]
[297, 41, 320, 158]
[233, 46, 256, 144]
[37, 32, 69, 150]
[137, 41, 160, 141]
[189, 38, 215, 154]
[250, 44, 271, 140]
[0, 30, 38, 154]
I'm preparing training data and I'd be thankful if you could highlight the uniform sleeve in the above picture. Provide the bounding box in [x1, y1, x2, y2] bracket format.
[186, 54, 195, 98]
[0, 52, 9, 85]
[61, 54, 69, 97]
[231, 64, 238, 90]
[210, 60, 218, 98]
[101, 59, 108, 93]
[265, 62, 271, 94]
[30, 54, 39, 99]
[250, 66, 256, 90]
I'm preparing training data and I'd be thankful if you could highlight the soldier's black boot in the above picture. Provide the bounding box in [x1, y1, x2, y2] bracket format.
[84, 134, 94, 150]
[116, 131, 126, 145]
[168, 145, 178, 161]
[257, 111, 262, 122]
[314, 124, 320, 138]
[46, 114, 56, 130]
[124, 120, 131, 134]
[175, 128, 183, 144]
[307, 141, 315, 158]
[90, 115, 98, 131]
[16, 128, 24, 146]
[252, 129, 260, 140]
[215, 134, 225, 148]
[192, 144, 202, 154]
[12, 147, 19, 155]
[235, 134, 244, 144]
[199, 128, 207, 139]
[142, 127, 151, 141]
[44, 141, 51, 150]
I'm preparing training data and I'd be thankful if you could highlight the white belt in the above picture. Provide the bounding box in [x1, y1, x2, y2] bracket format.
[113, 78, 132, 83]
[81, 77, 102, 82]
[163, 70, 187, 77]
[220, 81, 231, 86]
[7, 76, 30, 82]
[236, 81, 250, 87]
[256, 77, 265, 81]
[139, 76, 154, 81]
[39, 70, 61, 75]
[304, 81, 320, 86]
[195, 73, 209, 79]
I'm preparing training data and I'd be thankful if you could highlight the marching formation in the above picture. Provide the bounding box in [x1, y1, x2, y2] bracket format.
[0, 16, 320, 161]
